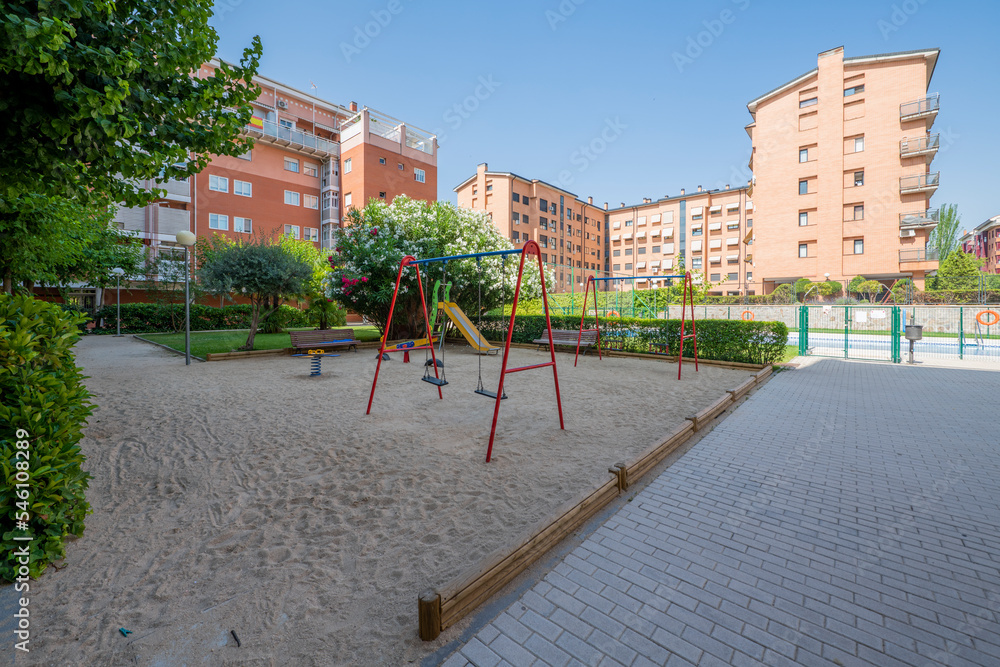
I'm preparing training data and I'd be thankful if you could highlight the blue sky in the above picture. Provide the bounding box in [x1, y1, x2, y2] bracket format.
[210, 0, 999, 230]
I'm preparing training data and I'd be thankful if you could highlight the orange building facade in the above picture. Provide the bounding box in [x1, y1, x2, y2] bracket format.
[746, 47, 941, 293]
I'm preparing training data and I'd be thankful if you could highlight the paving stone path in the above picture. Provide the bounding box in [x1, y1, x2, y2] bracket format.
[443, 359, 1000, 666]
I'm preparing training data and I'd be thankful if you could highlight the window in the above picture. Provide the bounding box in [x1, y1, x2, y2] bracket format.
[278, 118, 294, 129]
[379, 191, 386, 199]
[539, 198, 548, 211]
[613, 264, 621, 271]
[398, 162, 404, 170]
[379, 157, 386, 165]
[625, 220, 633, 227]
[747, 272, 752, 282]
[625, 263, 633, 271]
[613, 249, 621, 257]
[304, 194, 319, 209]
[692, 258, 702, 269]
[728, 272, 738, 281]
[344, 158, 352, 173]
[844, 84, 865, 96]
[638, 246, 647, 255]
[799, 180, 809, 195]
[304, 227, 319, 242]
[513, 193, 520, 203]
[625, 248, 633, 256]
[727, 222, 740, 231]
[233, 217, 251, 233]
[854, 170, 864, 187]
[747, 218, 753, 228]
[513, 212, 520, 224]
[523, 215, 529, 225]
[710, 273, 721, 281]
[799, 148, 809, 163]
[284, 190, 300, 206]
[550, 203, 557, 214]
[799, 243, 808, 258]
[486, 184, 492, 192]
[652, 245, 660, 254]
[799, 97, 818, 108]
[284, 158, 299, 173]
[692, 226, 703, 236]
[799, 212, 809, 226]
[322, 191, 338, 210]
[209, 175, 228, 192]
[512, 231, 519, 242]
[234, 180, 252, 197]
[283, 224, 300, 239]
[855, 137, 865, 152]
[854, 205, 864, 220]
[303, 163, 319, 177]
[414, 168, 426, 183]
[209, 213, 228, 230]
[854, 239, 864, 254]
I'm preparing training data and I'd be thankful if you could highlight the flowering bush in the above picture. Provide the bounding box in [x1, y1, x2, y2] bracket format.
[328, 196, 552, 338]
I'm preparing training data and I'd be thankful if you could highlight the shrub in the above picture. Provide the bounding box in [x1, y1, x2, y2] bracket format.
[1, 295, 93, 581]
[475, 314, 788, 365]
[89, 302, 309, 335]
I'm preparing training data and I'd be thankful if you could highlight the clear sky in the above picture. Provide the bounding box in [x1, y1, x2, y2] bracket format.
[210, 0, 1000, 231]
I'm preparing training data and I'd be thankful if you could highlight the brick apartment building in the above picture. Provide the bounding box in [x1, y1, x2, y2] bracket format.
[961, 215, 1000, 275]
[746, 47, 941, 293]
[107, 60, 437, 304]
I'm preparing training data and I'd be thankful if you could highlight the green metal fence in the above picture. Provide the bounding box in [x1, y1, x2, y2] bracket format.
[797, 305, 902, 363]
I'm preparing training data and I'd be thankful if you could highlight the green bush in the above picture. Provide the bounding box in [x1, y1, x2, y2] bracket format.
[1, 295, 93, 581]
[474, 314, 788, 365]
[89, 302, 310, 334]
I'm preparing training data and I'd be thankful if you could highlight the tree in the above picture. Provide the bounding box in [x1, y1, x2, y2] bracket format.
[928, 204, 961, 260]
[0, 194, 145, 294]
[329, 197, 550, 338]
[199, 236, 312, 349]
[857, 280, 883, 303]
[933, 249, 983, 291]
[818, 280, 842, 298]
[0, 1, 262, 211]
[848, 275, 867, 296]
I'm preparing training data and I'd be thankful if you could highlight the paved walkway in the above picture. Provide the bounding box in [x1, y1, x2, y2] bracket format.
[441, 359, 1000, 666]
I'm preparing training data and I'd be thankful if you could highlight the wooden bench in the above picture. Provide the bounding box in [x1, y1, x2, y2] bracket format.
[533, 329, 599, 355]
[289, 328, 360, 353]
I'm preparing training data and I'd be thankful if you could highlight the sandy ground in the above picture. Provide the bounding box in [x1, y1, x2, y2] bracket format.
[25, 335, 751, 666]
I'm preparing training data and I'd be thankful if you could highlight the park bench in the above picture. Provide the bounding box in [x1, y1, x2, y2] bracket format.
[533, 329, 599, 355]
[289, 328, 360, 353]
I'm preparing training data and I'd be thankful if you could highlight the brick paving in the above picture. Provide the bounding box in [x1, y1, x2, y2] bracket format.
[442, 359, 1000, 666]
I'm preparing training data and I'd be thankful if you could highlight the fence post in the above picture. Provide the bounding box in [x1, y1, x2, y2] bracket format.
[959, 307, 964, 360]
[891, 306, 900, 363]
[798, 306, 808, 356]
[844, 305, 849, 359]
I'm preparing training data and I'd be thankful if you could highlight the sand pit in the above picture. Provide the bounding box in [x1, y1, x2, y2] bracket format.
[25, 335, 752, 665]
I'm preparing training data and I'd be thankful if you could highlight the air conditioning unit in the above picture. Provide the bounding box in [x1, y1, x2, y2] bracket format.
[900, 229, 916, 238]
[276, 99, 288, 109]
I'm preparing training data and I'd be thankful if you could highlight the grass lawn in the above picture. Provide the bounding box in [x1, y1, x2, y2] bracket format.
[143, 325, 381, 358]
[781, 345, 799, 363]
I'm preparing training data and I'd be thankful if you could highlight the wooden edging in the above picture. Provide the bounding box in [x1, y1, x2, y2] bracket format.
[205, 347, 293, 361]
[418, 364, 776, 641]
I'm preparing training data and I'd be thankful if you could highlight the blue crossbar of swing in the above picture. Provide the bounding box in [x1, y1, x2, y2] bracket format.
[407, 248, 523, 265]
[590, 274, 686, 282]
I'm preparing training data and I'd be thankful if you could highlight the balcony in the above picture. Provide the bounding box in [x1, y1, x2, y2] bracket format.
[900, 133, 940, 158]
[899, 208, 940, 229]
[899, 172, 939, 194]
[246, 119, 338, 157]
[899, 248, 940, 263]
[900, 93, 939, 122]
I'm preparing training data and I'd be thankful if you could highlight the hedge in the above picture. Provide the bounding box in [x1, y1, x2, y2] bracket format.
[1, 295, 93, 581]
[89, 302, 311, 334]
[474, 314, 788, 365]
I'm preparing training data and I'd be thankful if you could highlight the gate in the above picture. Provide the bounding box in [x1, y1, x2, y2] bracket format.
[798, 305, 902, 363]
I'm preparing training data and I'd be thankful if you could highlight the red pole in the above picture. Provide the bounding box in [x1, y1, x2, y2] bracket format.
[367, 255, 411, 414]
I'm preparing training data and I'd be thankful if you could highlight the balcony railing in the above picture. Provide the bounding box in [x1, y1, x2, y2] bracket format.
[899, 172, 939, 193]
[899, 248, 940, 263]
[246, 119, 338, 156]
[900, 93, 939, 120]
[899, 208, 940, 228]
[900, 133, 940, 157]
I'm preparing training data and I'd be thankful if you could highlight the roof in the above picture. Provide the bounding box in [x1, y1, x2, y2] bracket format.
[973, 215, 1000, 233]
[605, 186, 751, 214]
[452, 170, 600, 208]
[746, 47, 940, 113]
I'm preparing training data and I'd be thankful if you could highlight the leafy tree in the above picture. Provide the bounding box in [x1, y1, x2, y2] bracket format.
[199, 235, 312, 349]
[0, 194, 145, 294]
[848, 275, 867, 295]
[329, 197, 550, 339]
[932, 249, 984, 291]
[928, 204, 961, 260]
[856, 280, 883, 303]
[0, 1, 262, 210]
[818, 280, 842, 298]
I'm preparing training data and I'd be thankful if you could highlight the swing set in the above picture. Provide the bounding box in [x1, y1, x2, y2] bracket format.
[574, 272, 699, 380]
[366, 240, 565, 462]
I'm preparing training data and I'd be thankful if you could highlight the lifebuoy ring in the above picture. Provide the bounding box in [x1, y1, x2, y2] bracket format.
[607, 310, 620, 318]
[741, 310, 754, 321]
[976, 310, 999, 327]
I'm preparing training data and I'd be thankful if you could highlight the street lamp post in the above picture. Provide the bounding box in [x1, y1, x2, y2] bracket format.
[176, 231, 197, 365]
[111, 267, 125, 336]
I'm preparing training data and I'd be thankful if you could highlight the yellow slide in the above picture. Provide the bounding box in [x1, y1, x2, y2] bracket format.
[439, 302, 499, 354]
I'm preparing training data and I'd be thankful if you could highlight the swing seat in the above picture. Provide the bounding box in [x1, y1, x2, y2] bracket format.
[422, 376, 448, 387]
[474, 389, 507, 400]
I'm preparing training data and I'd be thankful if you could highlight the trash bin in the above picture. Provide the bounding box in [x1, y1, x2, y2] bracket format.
[904, 324, 923, 363]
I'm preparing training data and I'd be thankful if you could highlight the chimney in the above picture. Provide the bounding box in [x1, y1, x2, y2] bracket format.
[725, 184, 730, 190]
[588, 196, 593, 205]
[349, 101, 358, 112]
[604, 202, 609, 210]
[697, 185, 703, 192]
[620, 202, 626, 208]
[643, 197, 651, 204]
[680, 188, 685, 195]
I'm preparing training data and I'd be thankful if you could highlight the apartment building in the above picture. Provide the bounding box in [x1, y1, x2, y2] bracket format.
[454, 163, 607, 293]
[606, 185, 753, 294]
[746, 47, 941, 293]
[113, 61, 438, 299]
[961, 215, 1000, 274]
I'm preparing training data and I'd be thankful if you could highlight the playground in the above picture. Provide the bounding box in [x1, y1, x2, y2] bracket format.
[25, 331, 753, 665]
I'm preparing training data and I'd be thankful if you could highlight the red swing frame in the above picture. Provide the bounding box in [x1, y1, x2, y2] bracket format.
[366, 240, 564, 462]
[575, 272, 699, 380]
